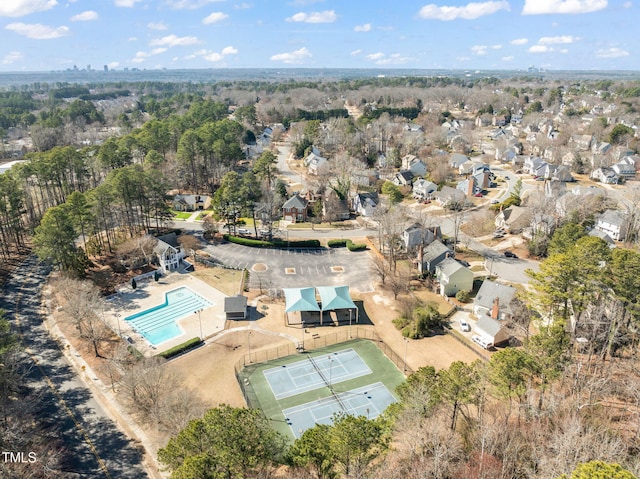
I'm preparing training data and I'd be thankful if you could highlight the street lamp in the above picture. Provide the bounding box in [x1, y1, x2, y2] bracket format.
[115, 313, 122, 336]
[328, 356, 333, 391]
[403, 337, 409, 372]
[195, 309, 203, 340]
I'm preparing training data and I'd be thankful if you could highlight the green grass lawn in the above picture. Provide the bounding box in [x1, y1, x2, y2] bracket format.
[171, 210, 192, 220]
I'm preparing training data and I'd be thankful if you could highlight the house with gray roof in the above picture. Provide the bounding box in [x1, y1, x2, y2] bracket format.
[412, 178, 438, 200]
[475, 316, 510, 347]
[172, 194, 211, 212]
[473, 279, 516, 321]
[282, 194, 309, 223]
[435, 258, 473, 297]
[419, 239, 453, 274]
[595, 209, 629, 241]
[153, 233, 186, 274]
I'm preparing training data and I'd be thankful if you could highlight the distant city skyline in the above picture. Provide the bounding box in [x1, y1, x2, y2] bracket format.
[0, 0, 638, 73]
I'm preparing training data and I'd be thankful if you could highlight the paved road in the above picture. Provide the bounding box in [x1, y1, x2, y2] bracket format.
[201, 242, 376, 293]
[0, 256, 147, 478]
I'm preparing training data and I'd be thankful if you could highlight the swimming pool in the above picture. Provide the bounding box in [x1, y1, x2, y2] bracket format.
[125, 286, 213, 346]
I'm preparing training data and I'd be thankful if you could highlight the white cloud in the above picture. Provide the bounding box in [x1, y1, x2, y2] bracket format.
[418, 1, 510, 20]
[70, 11, 98, 21]
[492, 44, 502, 49]
[202, 12, 229, 24]
[472, 45, 489, 55]
[0, 0, 57, 17]
[286, 10, 337, 23]
[132, 47, 168, 63]
[203, 52, 224, 62]
[108, 61, 119, 69]
[351, 49, 362, 56]
[221, 45, 238, 55]
[5, 22, 70, 39]
[511, 38, 529, 45]
[148, 22, 168, 30]
[234, 2, 252, 9]
[354, 23, 372, 32]
[115, 0, 144, 7]
[538, 35, 579, 44]
[366, 52, 385, 60]
[166, 0, 226, 9]
[2, 51, 23, 64]
[502, 55, 515, 61]
[270, 47, 312, 63]
[522, 0, 607, 15]
[373, 53, 410, 65]
[595, 47, 630, 58]
[529, 45, 554, 52]
[150, 34, 200, 47]
[623, 1, 632, 7]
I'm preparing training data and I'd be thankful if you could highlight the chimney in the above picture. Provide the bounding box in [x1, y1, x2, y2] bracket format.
[491, 297, 500, 319]
[467, 179, 475, 197]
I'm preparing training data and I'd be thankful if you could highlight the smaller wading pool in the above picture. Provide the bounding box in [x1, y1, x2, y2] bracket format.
[125, 286, 212, 346]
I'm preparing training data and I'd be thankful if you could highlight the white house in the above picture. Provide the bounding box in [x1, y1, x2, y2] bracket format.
[153, 233, 186, 274]
[612, 157, 636, 178]
[351, 192, 379, 217]
[591, 167, 620, 184]
[595, 210, 629, 241]
[435, 258, 473, 297]
[412, 179, 438, 200]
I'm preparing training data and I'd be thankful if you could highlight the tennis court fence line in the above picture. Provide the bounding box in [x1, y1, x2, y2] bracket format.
[235, 327, 412, 408]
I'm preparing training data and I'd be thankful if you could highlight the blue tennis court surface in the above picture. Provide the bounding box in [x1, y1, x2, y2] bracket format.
[283, 382, 396, 438]
[263, 348, 372, 400]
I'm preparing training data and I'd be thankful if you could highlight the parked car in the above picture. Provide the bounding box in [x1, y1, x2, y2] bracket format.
[493, 233, 505, 239]
[504, 251, 517, 258]
[237, 228, 251, 235]
[490, 199, 500, 204]
[472, 335, 493, 350]
[459, 318, 471, 332]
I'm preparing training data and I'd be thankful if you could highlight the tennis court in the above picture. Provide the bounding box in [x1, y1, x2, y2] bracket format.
[263, 348, 372, 400]
[283, 382, 396, 438]
[238, 339, 407, 442]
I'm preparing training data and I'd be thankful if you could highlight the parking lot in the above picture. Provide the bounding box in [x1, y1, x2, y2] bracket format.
[201, 243, 376, 293]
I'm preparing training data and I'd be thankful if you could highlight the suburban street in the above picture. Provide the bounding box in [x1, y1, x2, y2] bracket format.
[0, 256, 147, 478]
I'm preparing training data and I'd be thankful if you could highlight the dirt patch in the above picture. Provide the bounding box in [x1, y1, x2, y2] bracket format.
[192, 267, 243, 296]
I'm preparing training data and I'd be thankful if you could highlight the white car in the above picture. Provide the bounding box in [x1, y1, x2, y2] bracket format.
[459, 318, 471, 332]
[237, 228, 251, 235]
[472, 335, 493, 350]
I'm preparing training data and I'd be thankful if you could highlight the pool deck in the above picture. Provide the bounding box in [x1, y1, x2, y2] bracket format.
[105, 273, 228, 356]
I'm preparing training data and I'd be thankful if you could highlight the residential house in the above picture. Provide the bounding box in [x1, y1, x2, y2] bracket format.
[434, 186, 466, 208]
[224, 295, 248, 320]
[412, 178, 438, 200]
[552, 165, 574, 182]
[495, 205, 532, 234]
[435, 258, 473, 297]
[322, 189, 350, 221]
[595, 209, 629, 241]
[407, 158, 428, 177]
[282, 194, 309, 223]
[403, 223, 441, 252]
[571, 134, 595, 151]
[393, 170, 414, 187]
[457, 177, 481, 197]
[473, 279, 516, 320]
[544, 179, 567, 198]
[458, 159, 475, 175]
[351, 192, 379, 217]
[524, 213, 557, 240]
[588, 228, 616, 248]
[475, 115, 492, 127]
[419, 239, 453, 274]
[351, 169, 379, 188]
[474, 315, 510, 347]
[305, 152, 329, 175]
[612, 157, 636, 178]
[591, 167, 620, 184]
[449, 153, 470, 169]
[493, 115, 508, 127]
[523, 156, 544, 175]
[153, 233, 186, 274]
[172, 194, 211, 212]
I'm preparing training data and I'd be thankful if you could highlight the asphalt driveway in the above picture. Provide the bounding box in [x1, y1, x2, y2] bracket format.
[201, 243, 376, 293]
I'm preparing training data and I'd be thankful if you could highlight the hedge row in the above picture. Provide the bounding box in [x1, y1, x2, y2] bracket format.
[159, 337, 203, 359]
[223, 234, 321, 249]
[327, 238, 367, 251]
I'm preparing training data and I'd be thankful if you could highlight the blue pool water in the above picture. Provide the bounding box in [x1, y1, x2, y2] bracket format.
[125, 287, 212, 345]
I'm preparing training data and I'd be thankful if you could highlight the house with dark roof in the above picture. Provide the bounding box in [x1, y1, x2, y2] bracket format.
[393, 170, 414, 186]
[172, 194, 211, 212]
[153, 233, 186, 274]
[282, 194, 309, 223]
[419, 239, 453, 274]
[351, 192, 379, 217]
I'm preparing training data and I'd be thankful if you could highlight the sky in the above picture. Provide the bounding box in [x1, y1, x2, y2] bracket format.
[0, 0, 637, 72]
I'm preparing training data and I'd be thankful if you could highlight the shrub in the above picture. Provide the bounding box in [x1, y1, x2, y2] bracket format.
[393, 317, 410, 330]
[159, 337, 203, 359]
[327, 238, 367, 251]
[328, 239, 348, 248]
[346, 240, 367, 251]
[455, 290, 471, 303]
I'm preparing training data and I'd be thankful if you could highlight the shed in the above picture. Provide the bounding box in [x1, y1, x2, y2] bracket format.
[224, 295, 248, 320]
